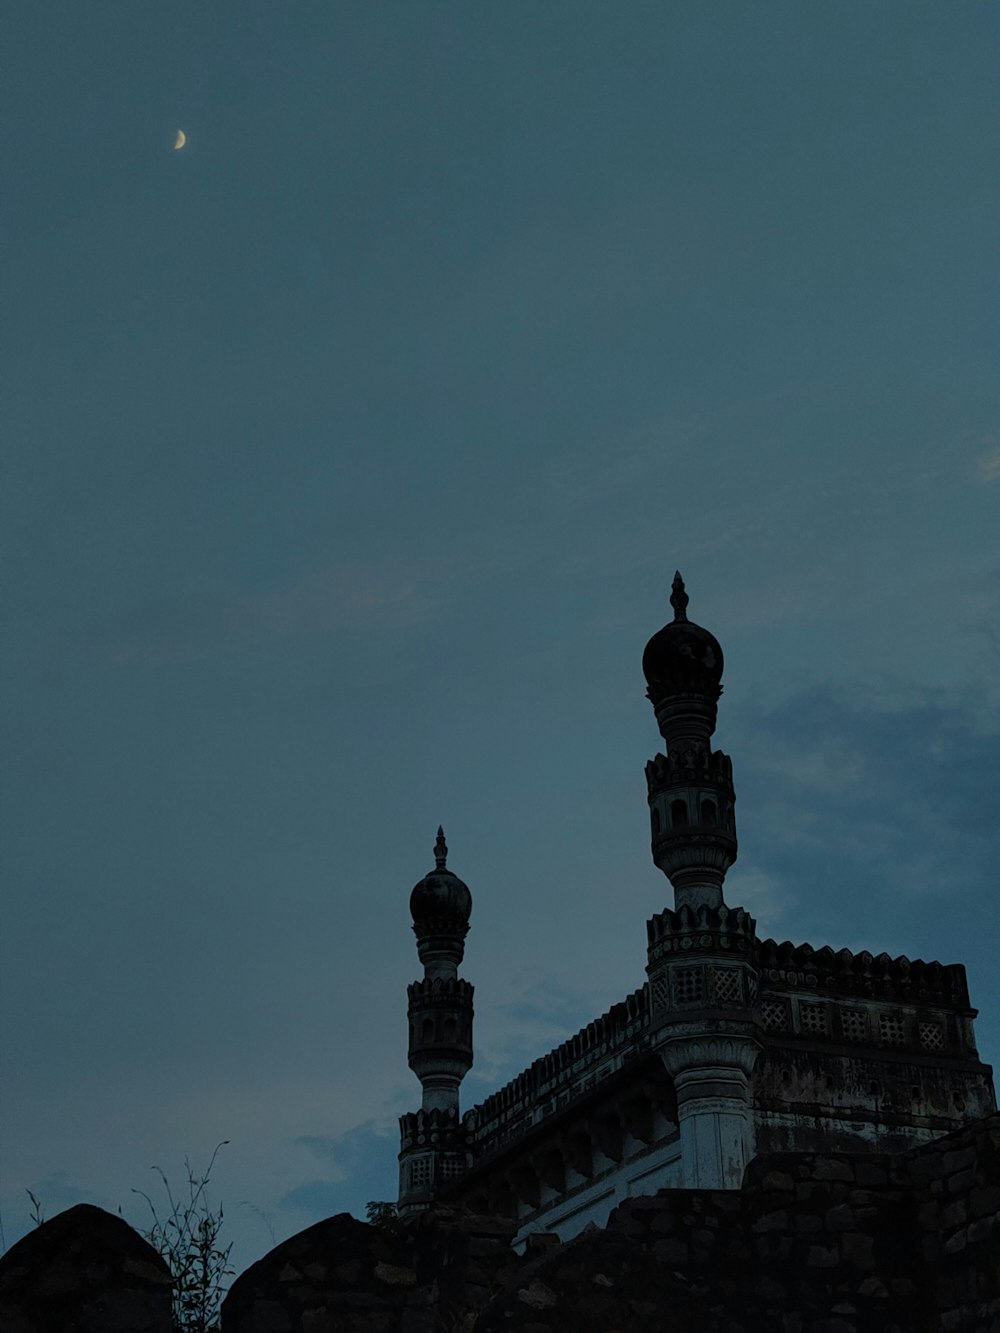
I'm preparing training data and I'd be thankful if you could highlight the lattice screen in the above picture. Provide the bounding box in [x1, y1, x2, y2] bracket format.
[673, 967, 704, 1006]
[410, 1157, 431, 1187]
[919, 1020, 945, 1052]
[840, 1008, 868, 1042]
[712, 967, 743, 1004]
[878, 1013, 906, 1047]
[800, 1002, 828, 1036]
[759, 998, 789, 1032]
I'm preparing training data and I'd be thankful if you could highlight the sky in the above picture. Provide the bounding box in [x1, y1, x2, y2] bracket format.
[2, 0, 998, 1284]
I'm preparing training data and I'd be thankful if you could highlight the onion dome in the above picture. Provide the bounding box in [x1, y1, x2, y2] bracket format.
[409, 827, 472, 930]
[642, 572, 724, 705]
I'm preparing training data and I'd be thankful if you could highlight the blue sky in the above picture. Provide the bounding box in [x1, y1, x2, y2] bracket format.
[2, 0, 998, 1281]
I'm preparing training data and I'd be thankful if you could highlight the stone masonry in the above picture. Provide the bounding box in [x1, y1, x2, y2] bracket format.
[5, 1110, 996, 1332]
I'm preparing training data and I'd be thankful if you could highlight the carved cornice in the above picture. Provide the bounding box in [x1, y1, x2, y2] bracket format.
[658, 1033, 762, 1079]
[646, 682, 723, 710]
[412, 915, 470, 942]
[754, 939, 971, 1009]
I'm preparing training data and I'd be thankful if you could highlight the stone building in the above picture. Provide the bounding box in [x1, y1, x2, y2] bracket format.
[396, 574, 996, 1246]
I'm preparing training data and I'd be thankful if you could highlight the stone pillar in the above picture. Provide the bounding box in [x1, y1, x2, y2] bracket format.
[644, 823, 761, 1190]
[659, 1036, 760, 1188]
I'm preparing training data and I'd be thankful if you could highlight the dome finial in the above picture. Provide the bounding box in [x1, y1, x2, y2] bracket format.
[434, 825, 448, 869]
[670, 570, 689, 623]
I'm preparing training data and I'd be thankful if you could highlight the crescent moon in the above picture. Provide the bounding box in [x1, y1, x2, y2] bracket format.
[174, 129, 186, 150]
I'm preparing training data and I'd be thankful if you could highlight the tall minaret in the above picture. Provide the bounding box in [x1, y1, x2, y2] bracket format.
[642, 574, 761, 1189]
[397, 827, 474, 1215]
[642, 570, 736, 911]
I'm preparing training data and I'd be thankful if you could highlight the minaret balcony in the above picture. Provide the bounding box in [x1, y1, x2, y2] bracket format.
[651, 827, 738, 881]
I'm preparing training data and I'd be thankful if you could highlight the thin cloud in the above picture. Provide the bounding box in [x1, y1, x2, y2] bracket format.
[724, 867, 794, 932]
[975, 445, 1000, 483]
[279, 1179, 347, 1215]
[25, 1170, 103, 1213]
[735, 681, 1000, 909]
[469, 978, 629, 1092]
[279, 1121, 399, 1219]
[236, 561, 440, 637]
[749, 734, 866, 796]
[64, 558, 447, 666]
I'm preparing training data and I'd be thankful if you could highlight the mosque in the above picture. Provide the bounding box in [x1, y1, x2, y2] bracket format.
[396, 574, 996, 1245]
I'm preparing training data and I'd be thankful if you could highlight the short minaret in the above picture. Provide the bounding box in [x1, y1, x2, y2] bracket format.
[642, 574, 761, 1189]
[398, 827, 474, 1215]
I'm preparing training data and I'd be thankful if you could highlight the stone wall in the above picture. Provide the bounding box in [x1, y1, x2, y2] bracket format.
[219, 1207, 521, 1333]
[0, 1202, 172, 1333]
[2, 1113, 997, 1332]
[219, 1111, 999, 1333]
[603, 1150, 923, 1331]
[904, 1112, 1000, 1330]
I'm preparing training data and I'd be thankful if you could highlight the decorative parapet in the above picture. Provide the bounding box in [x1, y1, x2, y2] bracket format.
[754, 940, 972, 1010]
[406, 975, 475, 1100]
[407, 976, 474, 1070]
[399, 1106, 468, 1153]
[645, 752, 736, 847]
[398, 1107, 470, 1208]
[407, 976, 475, 1006]
[647, 903, 756, 966]
[645, 752, 739, 903]
[644, 747, 734, 791]
[462, 988, 649, 1157]
[646, 903, 759, 1024]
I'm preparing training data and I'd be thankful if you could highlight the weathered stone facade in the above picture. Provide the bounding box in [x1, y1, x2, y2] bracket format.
[398, 575, 996, 1242]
